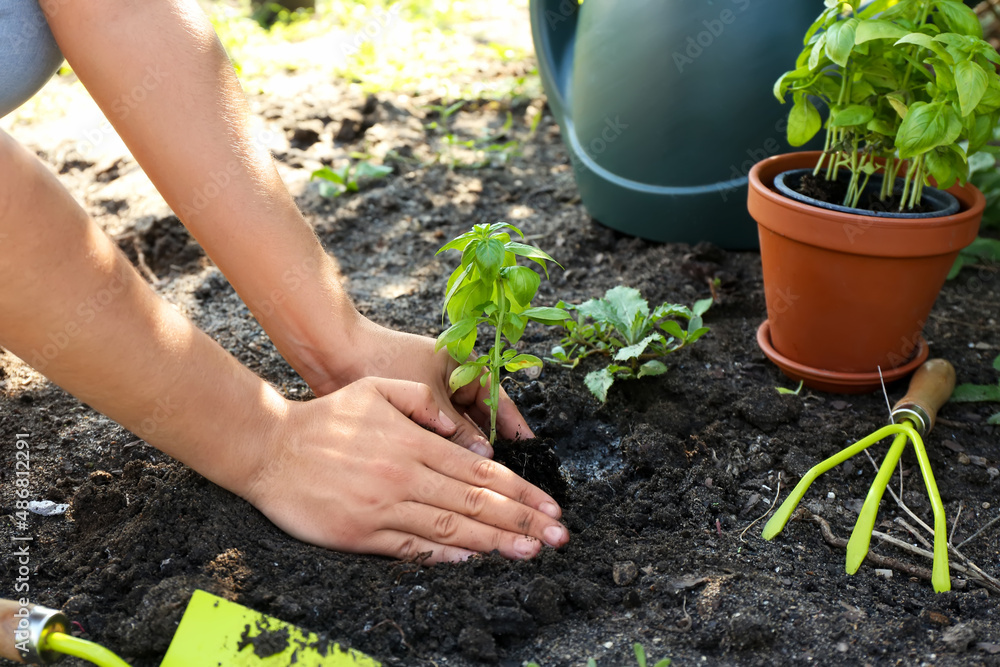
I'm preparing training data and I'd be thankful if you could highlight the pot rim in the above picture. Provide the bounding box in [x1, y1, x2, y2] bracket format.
[748, 151, 984, 258]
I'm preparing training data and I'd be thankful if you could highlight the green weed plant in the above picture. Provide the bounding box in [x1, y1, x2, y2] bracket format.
[951, 353, 1000, 423]
[550, 287, 711, 402]
[310, 160, 393, 197]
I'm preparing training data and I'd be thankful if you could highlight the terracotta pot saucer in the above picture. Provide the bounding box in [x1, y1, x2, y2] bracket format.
[756, 320, 930, 394]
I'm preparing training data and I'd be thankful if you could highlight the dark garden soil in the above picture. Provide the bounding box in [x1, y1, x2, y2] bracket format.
[3, 46, 1000, 667]
[793, 172, 936, 215]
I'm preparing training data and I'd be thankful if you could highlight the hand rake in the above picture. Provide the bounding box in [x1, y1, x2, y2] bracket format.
[762, 359, 956, 593]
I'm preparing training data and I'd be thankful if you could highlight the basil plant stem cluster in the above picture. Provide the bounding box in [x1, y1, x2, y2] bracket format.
[435, 222, 569, 445]
[775, 0, 1000, 210]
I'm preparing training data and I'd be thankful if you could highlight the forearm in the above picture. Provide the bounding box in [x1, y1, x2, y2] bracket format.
[0, 131, 281, 495]
[39, 0, 360, 390]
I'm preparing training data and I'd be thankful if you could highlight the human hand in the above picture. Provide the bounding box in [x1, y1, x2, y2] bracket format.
[242, 377, 566, 561]
[304, 318, 535, 458]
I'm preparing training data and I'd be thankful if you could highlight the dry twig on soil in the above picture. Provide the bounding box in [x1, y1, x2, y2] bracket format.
[958, 513, 1000, 549]
[740, 472, 782, 543]
[796, 509, 942, 585]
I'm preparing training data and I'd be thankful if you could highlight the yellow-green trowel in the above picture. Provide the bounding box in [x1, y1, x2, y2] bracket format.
[1, 590, 379, 666]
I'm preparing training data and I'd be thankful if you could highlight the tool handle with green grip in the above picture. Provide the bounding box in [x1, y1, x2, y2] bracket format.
[0, 599, 68, 664]
[891, 359, 956, 435]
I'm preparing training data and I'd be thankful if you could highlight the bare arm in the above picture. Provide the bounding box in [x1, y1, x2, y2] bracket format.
[38, 0, 533, 448]
[0, 129, 567, 560]
[40, 0, 355, 390]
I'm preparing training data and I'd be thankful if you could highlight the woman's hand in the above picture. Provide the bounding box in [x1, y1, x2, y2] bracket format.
[300, 317, 535, 458]
[243, 377, 566, 562]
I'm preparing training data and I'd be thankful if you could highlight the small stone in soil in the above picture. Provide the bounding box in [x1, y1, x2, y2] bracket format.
[613, 561, 638, 586]
[942, 623, 976, 651]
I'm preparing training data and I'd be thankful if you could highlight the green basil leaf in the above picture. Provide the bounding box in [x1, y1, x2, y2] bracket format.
[926, 148, 958, 190]
[947, 254, 967, 280]
[487, 221, 523, 239]
[854, 19, 910, 44]
[447, 280, 492, 324]
[504, 354, 543, 372]
[858, 0, 896, 19]
[867, 117, 897, 135]
[311, 166, 344, 184]
[788, 94, 822, 146]
[895, 32, 937, 50]
[978, 42, 1000, 65]
[897, 102, 962, 158]
[976, 84, 1000, 113]
[934, 0, 982, 37]
[968, 144, 996, 171]
[686, 327, 710, 344]
[503, 266, 541, 308]
[934, 32, 979, 50]
[474, 238, 505, 285]
[502, 312, 527, 344]
[449, 363, 482, 392]
[808, 33, 827, 70]
[961, 236, 1000, 261]
[825, 18, 858, 67]
[441, 263, 475, 320]
[438, 235, 475, 258]
[436, 318, 479, 351]
[956, 60, 989, 116]
[774, 67, 812, 103]
[886, 92, 909, 119]
[850, 78, 877, 102]
[804, 6, 837, 45]
[831, 104, 876, 127]
[520, 306, 571, 325]
[504, 242, 561, 277]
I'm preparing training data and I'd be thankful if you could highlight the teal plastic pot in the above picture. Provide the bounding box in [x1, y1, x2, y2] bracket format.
[529, 0, 818, 248]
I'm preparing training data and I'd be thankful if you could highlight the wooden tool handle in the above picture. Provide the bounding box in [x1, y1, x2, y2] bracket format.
[1, 599, 29, 663]
[891, 359, 956, 435]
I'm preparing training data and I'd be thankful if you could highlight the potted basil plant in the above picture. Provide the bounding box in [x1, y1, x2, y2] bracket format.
[748, 0, 991, 393]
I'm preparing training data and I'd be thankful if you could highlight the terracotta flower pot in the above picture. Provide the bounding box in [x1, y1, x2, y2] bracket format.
[748, 152, 984, 393]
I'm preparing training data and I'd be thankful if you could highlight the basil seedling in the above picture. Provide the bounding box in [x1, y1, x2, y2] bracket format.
[435, 222, 568, 444]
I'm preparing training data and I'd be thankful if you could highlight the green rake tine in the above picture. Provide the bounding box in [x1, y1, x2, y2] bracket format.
[845, 431, 908, 574]
[909, 427, 951, 592]
[762, 423, 913, 540]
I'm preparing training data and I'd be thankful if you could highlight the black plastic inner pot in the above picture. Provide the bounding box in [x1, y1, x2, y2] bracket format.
[774, 167, 961, 219]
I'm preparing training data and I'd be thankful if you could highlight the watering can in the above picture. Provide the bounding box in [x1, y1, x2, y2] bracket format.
[528, 0, 819, 248]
